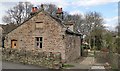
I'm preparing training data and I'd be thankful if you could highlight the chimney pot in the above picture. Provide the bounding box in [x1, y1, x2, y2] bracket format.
[41, 4, 44, 11]
[32, 7, 38, 13]
[57, 8, 62, 14]
[34, 7, 38, 12]
[32, 7, 35, 12]
[41, 4, 43, 8]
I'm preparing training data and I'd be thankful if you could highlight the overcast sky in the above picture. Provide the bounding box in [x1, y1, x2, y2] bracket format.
[0, 0, 119, 31]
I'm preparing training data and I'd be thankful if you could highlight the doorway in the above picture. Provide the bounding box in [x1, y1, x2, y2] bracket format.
[11, 40, 17, 48]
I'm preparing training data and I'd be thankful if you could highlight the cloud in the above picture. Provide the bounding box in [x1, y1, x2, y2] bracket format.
[0, 0, 70, 9]
[104, 16, 118, 31]
[71, 0, 119, 7]
[0, 0, 71, 24]
[0, 3, 8, 24]
[0, 0, 118, 9]
[26, 0, 119, 8]
[104, 16, 118, 22]
[69, 10, 84, 16]
[0, 2, 17, 24]
[27, 0, 69, 7]
[0, 0, 26, 2]
[0, 0, 118, 26]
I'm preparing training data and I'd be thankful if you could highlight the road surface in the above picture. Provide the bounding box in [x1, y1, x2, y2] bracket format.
[2, 61, 47, 69]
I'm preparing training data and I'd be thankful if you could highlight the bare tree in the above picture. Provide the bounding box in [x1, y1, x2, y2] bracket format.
[2, 2, 33, 25]
[63, 12, 105, 49]
[2, 15, 12, 24]
[63, 14, 84, 32]
[45, 4, 57, 16]
[83, 12, 104, 35]
[37, 4, 57, 16]
[79, 12, 105, 49]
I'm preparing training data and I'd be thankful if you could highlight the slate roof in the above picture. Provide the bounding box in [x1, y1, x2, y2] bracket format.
[65, 29, 82, 36]
[1, 24, 17, 36]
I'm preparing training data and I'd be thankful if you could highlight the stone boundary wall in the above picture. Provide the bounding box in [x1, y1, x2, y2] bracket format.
[95, 51, 109, 63]
[65, 35, 81, 62]
[2, 48, 62, 69]
[95, 51, 119, 69]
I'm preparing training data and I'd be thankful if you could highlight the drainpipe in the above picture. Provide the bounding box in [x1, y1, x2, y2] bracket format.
[80, 35, 83, 56]
[2, 37, 5, 48]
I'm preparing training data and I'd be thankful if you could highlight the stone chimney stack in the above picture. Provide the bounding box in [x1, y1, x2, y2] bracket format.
[30, 7, 38, 16]
[32, 7, 38, 13]
[41, 4, 44, 11]
[65, 21, 74, 31]
[56, 8, 64, 19]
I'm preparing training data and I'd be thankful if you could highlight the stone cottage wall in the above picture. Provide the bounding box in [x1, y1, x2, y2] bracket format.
[2, 48, 62, 69]
[95, 51, 119, 69]
[64, 34, 81, 62]
[4, 12, 65, 60]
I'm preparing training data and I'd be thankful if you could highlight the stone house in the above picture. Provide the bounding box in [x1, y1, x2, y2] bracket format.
[0, 24, 17, 48]
[3, 9, 82, 62]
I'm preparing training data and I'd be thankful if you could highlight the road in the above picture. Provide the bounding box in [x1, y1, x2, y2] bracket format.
[2, 61, 47, 69]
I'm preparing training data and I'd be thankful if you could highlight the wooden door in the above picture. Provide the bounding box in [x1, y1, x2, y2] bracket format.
[11, 40, 17, 48]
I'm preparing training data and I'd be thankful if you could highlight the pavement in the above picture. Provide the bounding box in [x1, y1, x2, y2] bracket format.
[63, 50, 106, 70]
[91, 66, 105, 69]
[64, 56, 94, 69]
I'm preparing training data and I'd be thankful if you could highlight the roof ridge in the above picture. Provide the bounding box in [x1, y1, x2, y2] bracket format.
[48, 13, 66, 28]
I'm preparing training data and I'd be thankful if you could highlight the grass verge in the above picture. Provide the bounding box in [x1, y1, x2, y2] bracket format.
[62, 64, 74, 68]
